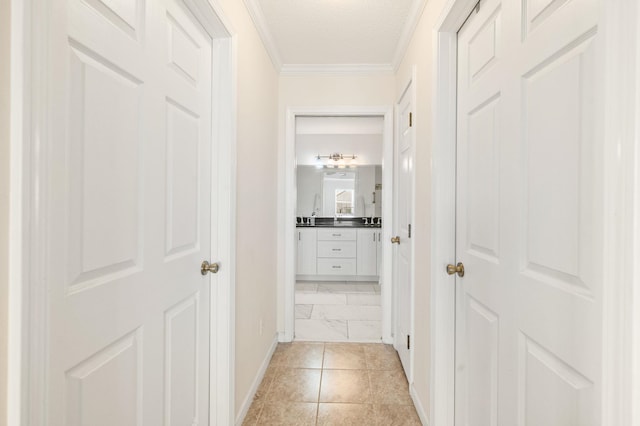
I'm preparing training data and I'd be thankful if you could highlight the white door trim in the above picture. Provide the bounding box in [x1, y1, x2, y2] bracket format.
[282, 106, 394, 344]
[430, 1, 640, 425]
[600, 0, 640, 424]
[7, 1, 238, 424]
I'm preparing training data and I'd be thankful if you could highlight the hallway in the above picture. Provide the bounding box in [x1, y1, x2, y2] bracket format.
[243, 342, 420, 425]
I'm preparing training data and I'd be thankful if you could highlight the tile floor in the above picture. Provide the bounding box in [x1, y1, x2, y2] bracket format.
[295, 281, 381, 342]
[242, 342, 422, 426]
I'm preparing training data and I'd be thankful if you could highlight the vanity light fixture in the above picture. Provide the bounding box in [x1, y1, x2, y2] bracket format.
[315, 153, 358, 168]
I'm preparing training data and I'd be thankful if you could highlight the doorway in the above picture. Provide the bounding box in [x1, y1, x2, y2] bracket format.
[283, 107, 394, 344]
[294, 116, 385, 342]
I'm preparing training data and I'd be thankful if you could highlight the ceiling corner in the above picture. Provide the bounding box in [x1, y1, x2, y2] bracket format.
[391, 0, 427, 72]
[243, 0, 283, 71]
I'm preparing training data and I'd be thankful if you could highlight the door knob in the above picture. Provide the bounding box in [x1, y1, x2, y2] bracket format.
[391, 236, 400, 244]
[201, 260, 219, 275]
[446, 262, 464, 277]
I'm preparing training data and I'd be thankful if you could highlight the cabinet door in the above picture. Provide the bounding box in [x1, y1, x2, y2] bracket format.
[297, 228, 317, 275]
[376, 230, 382, 276]
[357, 229, 377, 276]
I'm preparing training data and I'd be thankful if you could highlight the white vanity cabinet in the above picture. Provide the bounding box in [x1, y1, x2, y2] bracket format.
[297, 228, 317, 275]
[357, 228, 377, 276]
[296, 227, 381, 280]
[316, 229, 357, 275]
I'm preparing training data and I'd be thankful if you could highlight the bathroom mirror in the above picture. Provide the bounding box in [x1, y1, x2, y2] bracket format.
[296, 165, 382, 217]
[323, 171, 355, 217]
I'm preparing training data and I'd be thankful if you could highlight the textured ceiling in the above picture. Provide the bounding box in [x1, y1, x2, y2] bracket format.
[245, 0, 424, 72]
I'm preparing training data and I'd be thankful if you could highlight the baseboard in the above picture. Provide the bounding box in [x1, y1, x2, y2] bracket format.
[410, 382, 430, 426]
[234, 334, 279, 426]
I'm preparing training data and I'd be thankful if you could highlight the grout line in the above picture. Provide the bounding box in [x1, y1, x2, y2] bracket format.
[315, 343, 326, 425]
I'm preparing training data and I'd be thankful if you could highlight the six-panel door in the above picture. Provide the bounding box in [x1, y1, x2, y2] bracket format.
[455, 0, 602, 424]
[47, 0, 215, 423]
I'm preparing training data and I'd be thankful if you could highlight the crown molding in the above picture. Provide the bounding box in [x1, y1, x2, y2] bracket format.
[243, 0, 283, 70]
[280, 63, 395, 76]
[243, 0, 425, 75]
[391, 0, 427, 71]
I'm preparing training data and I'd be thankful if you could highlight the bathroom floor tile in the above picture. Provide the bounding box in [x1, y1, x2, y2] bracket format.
[296, 292, 347, 305]
[310, 304, 382, 321]
[317, 283, 377, 294]
[348, 320, 382, 341]
[295, 319, 348, 341]
[295, 282, 319, 293]
[295, 304, 313, 319]
[295, 280, 381, 343]
[347, 294, 381, 305]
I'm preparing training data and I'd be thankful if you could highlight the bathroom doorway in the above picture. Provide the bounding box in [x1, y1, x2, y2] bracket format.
[283, 108, 394, 343]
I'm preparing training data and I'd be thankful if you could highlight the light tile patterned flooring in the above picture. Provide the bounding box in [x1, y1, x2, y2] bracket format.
[295, 281, 381, 342]
[242, 342, 422, 425]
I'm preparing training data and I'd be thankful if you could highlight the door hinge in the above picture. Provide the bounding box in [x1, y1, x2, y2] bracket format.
[407, 335, 411, 350]
[409, 112, 413, 127]
[408, 224, 411, 238]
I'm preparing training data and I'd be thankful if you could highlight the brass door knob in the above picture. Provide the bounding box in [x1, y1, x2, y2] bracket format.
[446, 262, 464, 277]
[391, 236, 400, 244]
[201, 260, 220, 275]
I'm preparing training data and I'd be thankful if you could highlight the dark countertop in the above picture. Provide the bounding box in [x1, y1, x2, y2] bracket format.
[296, 217, 382, 228]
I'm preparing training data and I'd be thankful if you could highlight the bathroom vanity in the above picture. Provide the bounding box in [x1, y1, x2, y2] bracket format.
[296, 218, 382, 281]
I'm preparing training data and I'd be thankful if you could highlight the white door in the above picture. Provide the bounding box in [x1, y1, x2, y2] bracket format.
[47, 0, 215, 423]
[393, 86, 414, 378]
[455, 0, 602, 424]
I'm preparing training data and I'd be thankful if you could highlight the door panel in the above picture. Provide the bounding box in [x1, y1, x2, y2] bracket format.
[67, 42, 143, 291]
[49, 0, 214, 423]
[455, 0, 601, 424]
[66, 329, 143, 426]
[165, 295, 201, 424]
[394, 86, 413, 377]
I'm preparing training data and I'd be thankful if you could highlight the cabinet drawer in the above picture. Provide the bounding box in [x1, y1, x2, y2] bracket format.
[317, 241, 356, 258]
[317, 228, 357, 241]
[317, 258, 357, 275]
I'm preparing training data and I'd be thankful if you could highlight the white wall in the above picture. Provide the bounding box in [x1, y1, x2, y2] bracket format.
[215, 0, 280, 420]
[394, 0, 449, 421]
[277, 73, 395, 332]
[0, 0, 10, 423]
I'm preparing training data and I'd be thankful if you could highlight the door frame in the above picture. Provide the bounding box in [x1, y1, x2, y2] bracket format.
[282, 106, 394, 344]
[430, 1, 640, 425]
[7, 0, 238, 424]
